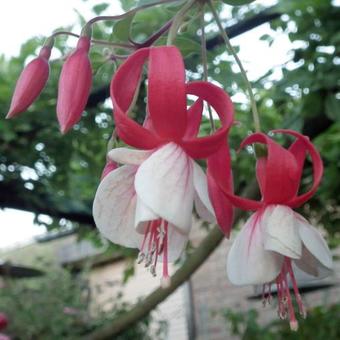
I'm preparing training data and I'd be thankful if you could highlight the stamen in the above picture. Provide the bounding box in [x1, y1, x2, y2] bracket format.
[263, 257, 305, 330]
[136, 219, 170, 285]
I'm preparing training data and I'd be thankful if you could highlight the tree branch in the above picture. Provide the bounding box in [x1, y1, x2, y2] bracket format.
[0, 181, 94, 226]
[86, 182, 258, 340]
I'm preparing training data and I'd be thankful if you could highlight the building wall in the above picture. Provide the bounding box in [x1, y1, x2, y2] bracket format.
[89, 261, 190, 340]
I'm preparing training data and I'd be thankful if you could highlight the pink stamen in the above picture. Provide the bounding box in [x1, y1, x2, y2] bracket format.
[286, 259, 307, 318]
[263, 257, 305, 331]
[137, 219, 170, 285]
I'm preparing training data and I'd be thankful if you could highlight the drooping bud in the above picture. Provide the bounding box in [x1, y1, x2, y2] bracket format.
[6, 39, 53, 119]
[100, 159, 118, 180]
[57, 35, 92, 134]
[0, 313, 8, 330]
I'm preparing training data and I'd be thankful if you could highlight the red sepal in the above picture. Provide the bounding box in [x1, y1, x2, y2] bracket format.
[110, 48, 161, 149]
[184, 99, 203, 139]
[207, 144, 234, 236]
[148, 47, 187, 140]
[240, 133, 300, 204]
[274, 129, 323, 208]
[181, 82, 234, 159]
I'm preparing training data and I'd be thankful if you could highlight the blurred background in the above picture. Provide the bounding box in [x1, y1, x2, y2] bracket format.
[0, 0, 339, 339]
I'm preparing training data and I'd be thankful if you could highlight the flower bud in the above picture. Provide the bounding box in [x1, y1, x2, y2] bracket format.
[57, 36, 92, 134]
[6, 46, 51, 119]
[0, 313, 8, 330]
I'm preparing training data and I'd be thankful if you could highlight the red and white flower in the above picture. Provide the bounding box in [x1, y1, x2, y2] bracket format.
[93, 46, 234, 285]
[219, 130, 332, 330]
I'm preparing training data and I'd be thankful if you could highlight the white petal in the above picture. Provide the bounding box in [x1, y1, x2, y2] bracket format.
[93, 165, 142, 248]
[262, 205, 302, 259]
[194, 193, 215, 223]
[296, 215, 333, 271]
[108, 147, 151, 165]
[193, 162, 216, 223]
[135, 142, 194, 235]
[135, 195, 159, 233]
[167, 224, 188, 262]
[294, 245, 332, 279]
[227, 213, 283, 286]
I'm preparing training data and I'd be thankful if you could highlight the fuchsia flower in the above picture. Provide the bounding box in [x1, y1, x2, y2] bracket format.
[93, 46, 234, 285]
[219, 130, 332, 330]
[57, 36, 92, 134]
[6, 46, 51, 119]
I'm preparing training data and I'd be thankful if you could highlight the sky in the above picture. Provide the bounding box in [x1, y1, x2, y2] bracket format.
[0, 0, 290, 249]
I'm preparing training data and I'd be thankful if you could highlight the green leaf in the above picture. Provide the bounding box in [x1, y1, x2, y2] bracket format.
[92, 3, 109, 15]
[325, 94, 340, 121]
[111, 13, 135, 42]
[222, 0, 256, 5]
[156, 37, 201, 58]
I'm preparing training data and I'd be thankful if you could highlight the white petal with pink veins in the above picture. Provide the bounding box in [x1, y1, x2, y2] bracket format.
[93, 165, 142, 248]
[263, 205, 302, 259]
[135, 195, 159, 233]
[296, 215, 333, 272]
[108, 147, 151, 165]
[167, 224, 188, 262]
[135, 142, 194, 235]
[193, 161, 216, 223]
[227, 212, 283, 285]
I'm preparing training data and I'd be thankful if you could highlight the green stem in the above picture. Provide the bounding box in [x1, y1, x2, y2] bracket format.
[86, 0, 180, 28]
[208, 0, 261, 132]
[200, 8, 215, 132]
[51, 31, 134, 49]
[166, 0, 196, 45]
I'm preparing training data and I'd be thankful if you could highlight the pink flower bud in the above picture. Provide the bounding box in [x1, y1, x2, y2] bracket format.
[57, 37, 92, 134]
[100, 159, 118, 180]
[0, 313, 8, 330]
[6, 47, 51, 119]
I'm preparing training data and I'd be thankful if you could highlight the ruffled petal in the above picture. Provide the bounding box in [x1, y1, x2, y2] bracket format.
[296, 214, 333, 271]
[108, 148, 151, 165]
[262, 205, 302, 259]
[93, 165, 142, 248]
[135, 143, 194, 234]
[193, 161, 216, 223]
[227, 212, 283, 285]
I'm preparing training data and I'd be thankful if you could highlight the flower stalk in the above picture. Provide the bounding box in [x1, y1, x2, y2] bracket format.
[208, 0, 261, 132]
[200, 8, 215, 132]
